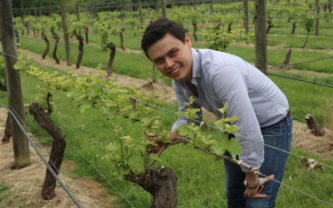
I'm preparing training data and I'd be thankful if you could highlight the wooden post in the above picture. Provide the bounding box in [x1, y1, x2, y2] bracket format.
[254, 0, 267, 73]
[0, 0, 30, 168]
[60, 1, 71, 66]
[75, 3, 81, 34]
[210, 0, 213, 13]
[161, 0, 167, 18]
[138, 0, 143, 24]
[315, 0, 320, 36]
[243, 0, 249, 34]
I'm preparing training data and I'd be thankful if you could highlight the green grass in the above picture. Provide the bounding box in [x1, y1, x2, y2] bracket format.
[267, 34, 333, 50]
[20, 35, 333, 78]
[269, 72, 333, 126]
[20, 36, 172, 86]
[226, 45, 333, 74]
[0, 183, 10, 202]
[1, 61, 332, 207]
[19, 37, 333, 125]
[11, 14, 333, 206]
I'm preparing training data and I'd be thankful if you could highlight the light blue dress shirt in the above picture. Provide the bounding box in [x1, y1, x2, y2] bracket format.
[172, 48, 289, 172]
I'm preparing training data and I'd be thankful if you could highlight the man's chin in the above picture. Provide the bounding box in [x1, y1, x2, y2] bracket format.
[171, 75, 184, 81]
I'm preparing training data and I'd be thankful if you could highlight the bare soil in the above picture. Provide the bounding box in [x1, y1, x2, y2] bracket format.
[0, 108, 120, 208]
[0, 49, 332, 207]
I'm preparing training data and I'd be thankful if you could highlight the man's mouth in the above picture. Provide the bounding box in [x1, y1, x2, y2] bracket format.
[168, 65, 182, 78]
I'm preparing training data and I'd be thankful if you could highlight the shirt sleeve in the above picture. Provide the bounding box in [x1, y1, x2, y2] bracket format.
[172, 82, 203, 131]
[212, 63, 265, 172]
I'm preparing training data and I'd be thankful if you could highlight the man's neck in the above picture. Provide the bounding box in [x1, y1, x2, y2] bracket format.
[185, 80, 198, 97]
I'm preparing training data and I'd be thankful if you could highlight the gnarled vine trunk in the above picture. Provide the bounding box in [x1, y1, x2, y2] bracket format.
[106, 42, 116, 77]
[125, 166, 177, 208]
[0, 65, 10, 144]
[120, 27, 125, 51]
[51, 28, 60, 64]
[84, 27, 89, 44]
[2, 114, 11, 143]
[227, 22, 233, 33]
[280, 48, 292, 69]
[41, 32, 50, 59]
[75, 32, 84, 69]
[291, 22, 296, 34]
[29, 97, 66, 200]
[192, 21, 198, 42]
[302, 30, 310, 49]
[266, 18, 274, 34]
[15, 29, 19, 48]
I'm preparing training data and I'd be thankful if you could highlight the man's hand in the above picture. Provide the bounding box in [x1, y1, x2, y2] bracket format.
[168, 130, 188, 145]
[243, 174, 275, 198]
[169, 130, 181, 139]
[147, 136, 166, 154]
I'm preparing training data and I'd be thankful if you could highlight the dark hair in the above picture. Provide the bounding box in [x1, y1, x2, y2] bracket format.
[141, 18, 187, 59]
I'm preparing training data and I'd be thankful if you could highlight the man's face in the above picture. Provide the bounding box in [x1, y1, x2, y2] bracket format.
[147, 33, 193, 81]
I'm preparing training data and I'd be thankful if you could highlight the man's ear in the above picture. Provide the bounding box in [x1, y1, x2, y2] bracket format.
[185, 33, 192, 47]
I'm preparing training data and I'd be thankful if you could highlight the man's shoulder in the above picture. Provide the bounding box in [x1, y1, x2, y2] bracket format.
[195, 49, 245, 76]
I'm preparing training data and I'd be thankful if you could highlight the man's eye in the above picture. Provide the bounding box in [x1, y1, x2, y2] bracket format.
[169, 50, 177, 57]
[154, 59, 164, 64]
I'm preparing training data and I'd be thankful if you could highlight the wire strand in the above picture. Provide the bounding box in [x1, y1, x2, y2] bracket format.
[134, 98, 333, 171]
[259, 172, 333, 207]
[65, 140, 136, 208]
[4, 46, 332, 170]
[0, 104, 136, 207]
[267, 72, 333, 88]
[273, 55, 333, 68]
[2, 31, 333, 170]
[0, 104, 84, 208]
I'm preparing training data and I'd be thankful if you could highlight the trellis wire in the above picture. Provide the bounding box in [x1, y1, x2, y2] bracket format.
[259, 172, 333, 207]
[0, 104, 84, 208]
[1, 68, 333, 206]
[135, 98, 333, 171]
[0, 102, 136, 207]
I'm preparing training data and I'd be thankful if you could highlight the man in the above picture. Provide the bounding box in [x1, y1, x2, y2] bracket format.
[141, 18, 292, 208]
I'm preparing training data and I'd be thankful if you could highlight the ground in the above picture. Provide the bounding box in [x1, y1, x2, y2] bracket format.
[0, 49, 332, 207]
[0, 107, 120, 208]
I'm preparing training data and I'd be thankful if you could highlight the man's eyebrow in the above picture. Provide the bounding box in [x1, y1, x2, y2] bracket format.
[167, 47, 178, 55]
[152, 56, 164, 62]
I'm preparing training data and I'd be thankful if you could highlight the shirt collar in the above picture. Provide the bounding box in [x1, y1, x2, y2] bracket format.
[191, 48, 201, 79]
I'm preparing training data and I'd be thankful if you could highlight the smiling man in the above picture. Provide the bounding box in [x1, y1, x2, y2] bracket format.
[141, 18, 293, 208]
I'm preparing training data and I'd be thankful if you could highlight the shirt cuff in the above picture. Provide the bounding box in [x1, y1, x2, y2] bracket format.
[171, 116, 188, 131]
[237, 136, 265, 172]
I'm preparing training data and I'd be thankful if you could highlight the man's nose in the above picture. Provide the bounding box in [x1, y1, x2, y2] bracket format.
[165, 57, 174, 68]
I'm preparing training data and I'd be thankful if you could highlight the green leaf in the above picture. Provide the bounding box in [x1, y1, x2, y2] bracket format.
[79, 104, 90, 113]
[198, 134, 214, 146]
[223, 116, 239, 123]
[106, 142, 120, 153]
[211, 141, 226, 155]
[177, 125, 194, 138]
[149, 154, 160, 161]
[225, 137, 243, 158]
[225, 124, 239, 134]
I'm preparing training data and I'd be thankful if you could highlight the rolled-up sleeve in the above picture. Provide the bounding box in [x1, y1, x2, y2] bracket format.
[212, 64, 264, 172]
